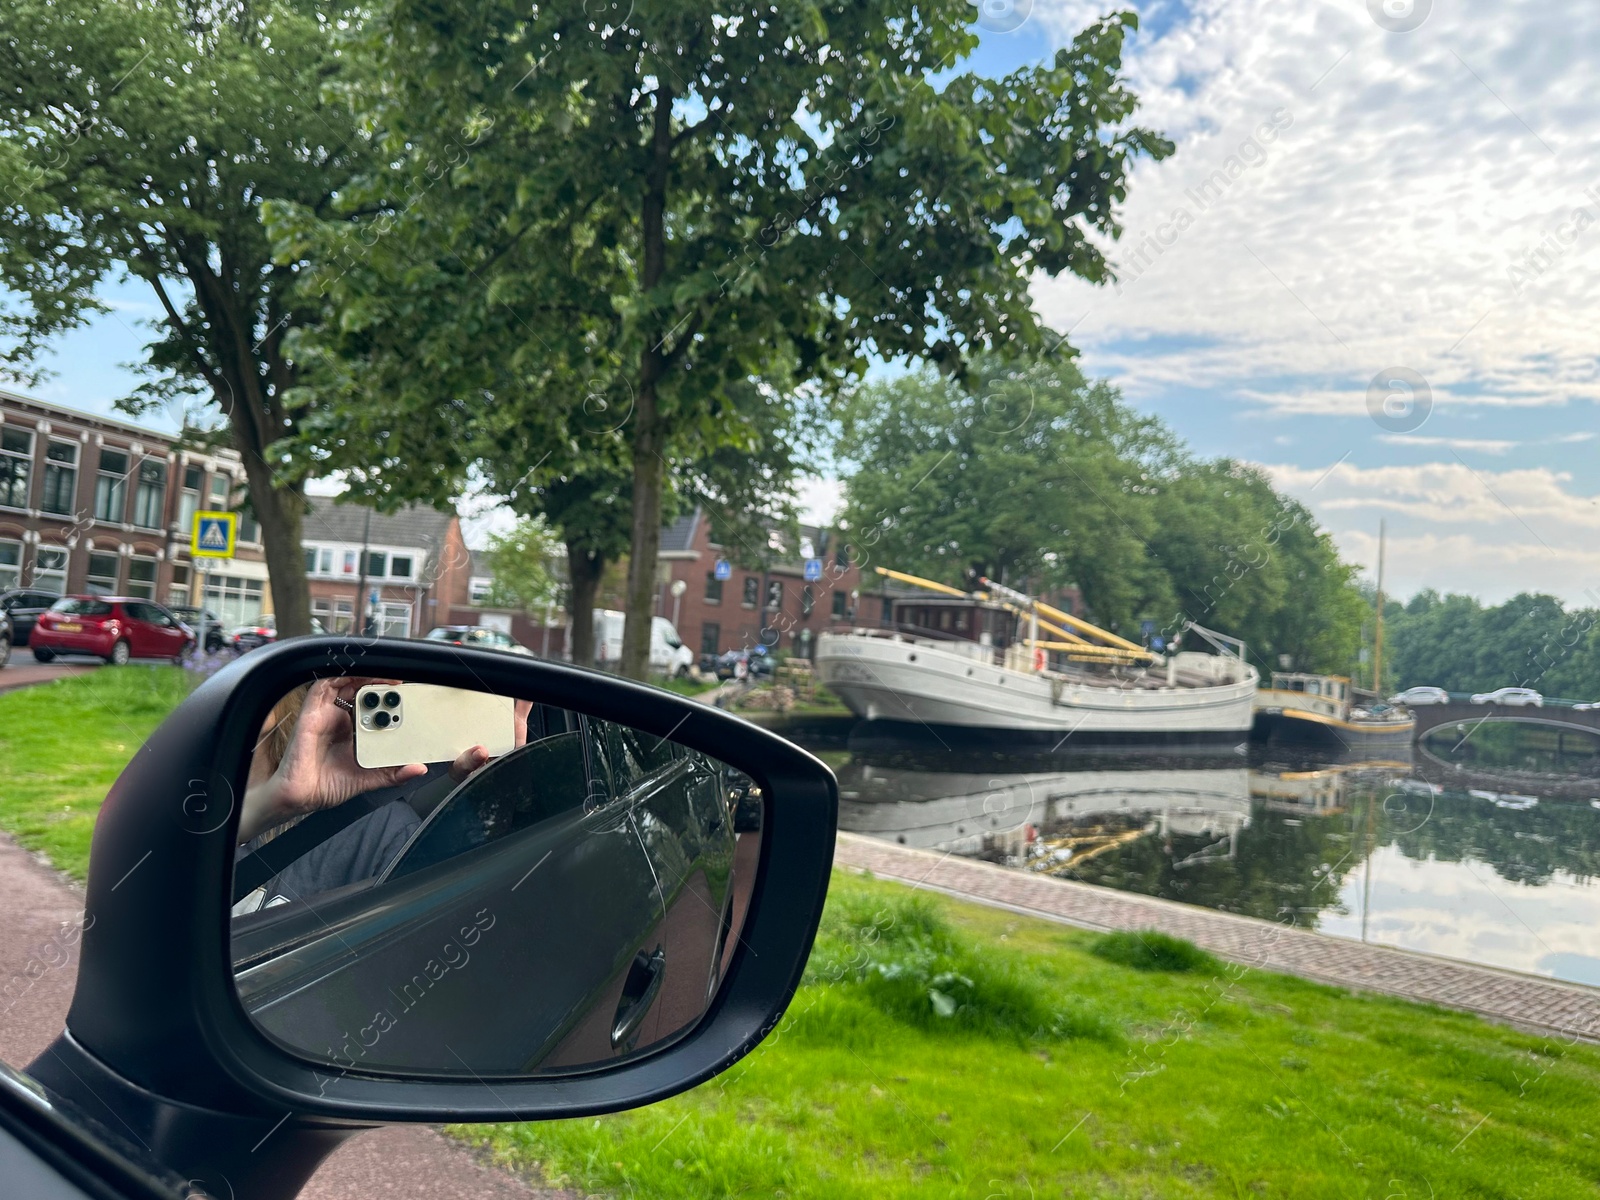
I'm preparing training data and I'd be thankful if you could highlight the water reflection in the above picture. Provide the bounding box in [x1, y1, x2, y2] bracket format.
[835, 749, 1600, 986]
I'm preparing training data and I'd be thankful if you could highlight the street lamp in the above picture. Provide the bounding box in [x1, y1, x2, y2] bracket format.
[670, 577, 687, 630]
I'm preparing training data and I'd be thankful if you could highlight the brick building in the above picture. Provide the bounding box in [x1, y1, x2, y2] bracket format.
[301, 496, 472, 636]
[0, 390, 269, 621]
[655, 508, 881, 661]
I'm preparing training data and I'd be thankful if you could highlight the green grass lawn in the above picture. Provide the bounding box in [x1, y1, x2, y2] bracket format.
[459, 873, 1600, 1199]
[0, 666, 193, 879]
[2, 669, 1596, 1197]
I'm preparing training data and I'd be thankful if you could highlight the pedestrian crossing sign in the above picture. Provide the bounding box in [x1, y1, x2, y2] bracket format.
[191, 511, 238, 559]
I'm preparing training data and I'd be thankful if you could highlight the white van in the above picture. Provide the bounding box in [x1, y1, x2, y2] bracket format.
[591, 610, 694, 676]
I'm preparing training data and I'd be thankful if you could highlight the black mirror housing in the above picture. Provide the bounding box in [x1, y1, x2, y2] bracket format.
[26, 639, 836, 1192]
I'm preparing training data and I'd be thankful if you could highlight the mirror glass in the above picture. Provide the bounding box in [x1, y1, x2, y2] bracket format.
[229, 675, 762, 1078]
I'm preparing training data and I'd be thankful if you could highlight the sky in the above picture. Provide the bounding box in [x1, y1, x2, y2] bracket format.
[14, 0, 1599, 605]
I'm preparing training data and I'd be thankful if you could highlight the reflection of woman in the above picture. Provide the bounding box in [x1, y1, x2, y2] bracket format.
[235, 678, 522, 911]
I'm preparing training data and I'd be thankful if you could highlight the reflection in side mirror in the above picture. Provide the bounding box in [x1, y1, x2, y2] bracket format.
[229, 675, 762, 1077]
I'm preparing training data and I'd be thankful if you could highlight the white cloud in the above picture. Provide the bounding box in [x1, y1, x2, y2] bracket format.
[1265, 458, 1600, 602]
[1030, 0, 1600, 411]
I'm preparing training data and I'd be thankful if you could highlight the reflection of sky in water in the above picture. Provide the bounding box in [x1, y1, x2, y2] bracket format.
[1319, 847, 1600, 986]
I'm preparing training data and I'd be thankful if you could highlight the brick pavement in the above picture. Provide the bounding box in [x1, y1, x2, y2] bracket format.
[834, 832, 1600, 1040]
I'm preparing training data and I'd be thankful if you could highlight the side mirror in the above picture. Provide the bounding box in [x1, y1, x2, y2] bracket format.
[26, 639, 837, 1200]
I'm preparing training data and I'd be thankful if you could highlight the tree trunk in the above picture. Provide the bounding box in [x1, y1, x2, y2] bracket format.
[566, 541, 604, 668]
[620, 389, 664, 680]
[244, 464, 311, 637]
[621, 79, 674, 681]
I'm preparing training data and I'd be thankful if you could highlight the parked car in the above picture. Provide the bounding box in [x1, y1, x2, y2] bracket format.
[1573, 701, 1599, 712]
[168, 605, 232, 653]
[30, 596, 194, 665]
[715, 645, 776, 681]
[231, 614, 328, 651]
[1390, 686, 1451, 706]
[0, 586, 61, 646]
[1469, 686, 1544, 707]
[424, 624, 535, 655]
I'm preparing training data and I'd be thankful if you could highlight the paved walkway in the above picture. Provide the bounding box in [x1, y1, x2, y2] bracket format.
[835, 832, 1600, 1041]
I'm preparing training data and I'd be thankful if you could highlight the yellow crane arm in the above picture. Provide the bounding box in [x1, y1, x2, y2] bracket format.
[1032, 599, 1147, 654]
[873, 566, 969, 598]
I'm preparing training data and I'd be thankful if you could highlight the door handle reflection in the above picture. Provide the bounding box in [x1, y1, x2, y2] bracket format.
[610, 945, 666, 1050]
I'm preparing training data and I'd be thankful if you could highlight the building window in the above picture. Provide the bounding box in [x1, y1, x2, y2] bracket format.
[699, 622, 720, 658]
[333, 598, 354, 633]
[86, 551, 119, 595]
[312, 598, 333, 628]
[126, 556, 157, 600]
[704, 572, 723, 603]
[377, 601, 412, 637]
[0, 428, 33, 508]
[95, 449, 129, 522]
[33, 546, 68, 592]
[390, 555, 413, 580]
[303, 547, 317, 573]
[179, 466, 203, 534]
[801, 584, 814, 618]
[0, 539, 20, 590]
[236, 507, 259, 544]
[741, 577, 758, 607]
[133, 460, 166, 528]
[765, 580, 783, 610]
[203, 575, 265, 626]
[208, 474, 229, 509]
[469, 576, 492, 604]
[832, 590, 847, 618]
[835, 543, 849, 568]
[341, 550, 357, 575]
[168, 564, 190, 608]
[41, 442, 78, 515]
[364, 551, 388, 578]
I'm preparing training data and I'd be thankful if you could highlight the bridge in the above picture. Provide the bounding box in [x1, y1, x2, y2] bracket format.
[1408, 701, 1600, 741]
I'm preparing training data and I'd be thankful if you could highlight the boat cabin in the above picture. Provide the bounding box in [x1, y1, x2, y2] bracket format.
[1258, 672, 1353, 720]
[888, 596, 1018, 650]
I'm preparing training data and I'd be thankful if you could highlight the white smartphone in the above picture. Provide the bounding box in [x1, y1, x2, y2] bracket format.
[353, 683, 518, 769]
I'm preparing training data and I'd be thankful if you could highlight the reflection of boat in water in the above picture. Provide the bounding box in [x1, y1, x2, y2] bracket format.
[1251, 672, 1415, 754]
[817, 569, 1258, 742]
[836, 758, 1252, 870]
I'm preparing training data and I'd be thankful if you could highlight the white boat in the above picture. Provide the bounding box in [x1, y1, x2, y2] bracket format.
[815, 569, 1258, 740]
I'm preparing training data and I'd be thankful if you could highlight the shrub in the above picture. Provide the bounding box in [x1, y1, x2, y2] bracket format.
[1089, 930, 1220, 973]
[805, 880, 1117, 1044]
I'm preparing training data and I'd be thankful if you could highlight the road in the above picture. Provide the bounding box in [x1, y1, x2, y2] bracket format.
[0, 662, 582, 1199]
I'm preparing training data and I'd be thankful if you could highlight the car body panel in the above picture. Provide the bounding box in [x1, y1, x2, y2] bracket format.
[1469, 687, 1544, 706]
[231, 717, 738, 1077]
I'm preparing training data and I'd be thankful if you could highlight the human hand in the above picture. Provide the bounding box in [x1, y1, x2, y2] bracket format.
[239, 677, 426, 843]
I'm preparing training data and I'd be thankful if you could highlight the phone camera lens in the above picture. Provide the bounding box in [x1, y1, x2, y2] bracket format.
[361, 692, 379, 710]
[382, 691, 401, 709]
[372, 710, 392, 729]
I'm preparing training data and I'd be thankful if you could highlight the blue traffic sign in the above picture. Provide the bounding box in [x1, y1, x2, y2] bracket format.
[803, 557, 822, 581]
[190, 511, 237, 559]
[714, 559, 732, 581]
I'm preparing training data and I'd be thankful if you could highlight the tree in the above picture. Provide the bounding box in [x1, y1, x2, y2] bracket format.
[267, 3, 1171, 677]
[482, 518, 561, 612]
[0, 0, 375, 635]
[839, 354, 1175, 630]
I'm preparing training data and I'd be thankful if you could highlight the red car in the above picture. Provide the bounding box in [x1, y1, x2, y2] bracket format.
[30, 596, 195, 665]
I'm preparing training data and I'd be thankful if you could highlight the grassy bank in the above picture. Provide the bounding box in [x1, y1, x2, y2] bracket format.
[0, 667, 192, 879]
[462, 872, 1600, 1199]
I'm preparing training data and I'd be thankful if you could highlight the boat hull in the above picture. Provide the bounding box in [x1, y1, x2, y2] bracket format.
[1251, 707, 1417, 756]
[815, 632, 1258, 736]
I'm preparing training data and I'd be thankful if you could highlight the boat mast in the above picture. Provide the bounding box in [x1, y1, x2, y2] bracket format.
[1373, 519, 1386, 699]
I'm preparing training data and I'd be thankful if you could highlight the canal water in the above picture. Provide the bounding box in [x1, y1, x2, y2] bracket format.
[799, 721, 1600, 988]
